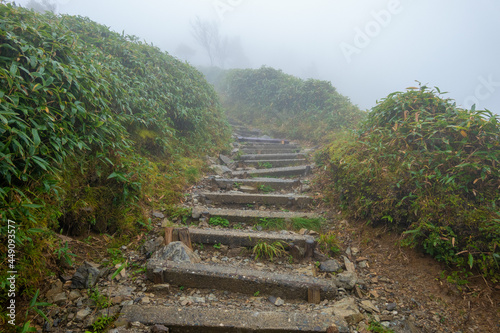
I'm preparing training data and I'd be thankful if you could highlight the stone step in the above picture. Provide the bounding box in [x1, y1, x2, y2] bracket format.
[240, 143, 300, 149]
[241, 148, 301, 154]
[242, 159, 307, 168]
[146, 261, 337, 301]
[232, 165, 312, 178]
[213, 177, 302, 191]
[240, 153, 306, 160]
[188, 228, 315, 248]
[199, 192, 313, 208]
[120, 305, 337, 332]
[192, 207, 319, 224]
[234, 130, 262, 136]
[237, 137, 290, 144]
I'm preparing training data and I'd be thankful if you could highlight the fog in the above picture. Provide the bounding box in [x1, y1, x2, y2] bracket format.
[12, 0, 500, 113]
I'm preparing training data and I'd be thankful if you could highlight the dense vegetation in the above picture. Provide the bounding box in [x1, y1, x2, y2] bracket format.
[318, 85, 500, 280]
[0, 2, 230, 321]
[214, 66, 365, 142]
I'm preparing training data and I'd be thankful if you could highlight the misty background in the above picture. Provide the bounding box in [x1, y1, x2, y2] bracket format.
[12, 0, 500, 114]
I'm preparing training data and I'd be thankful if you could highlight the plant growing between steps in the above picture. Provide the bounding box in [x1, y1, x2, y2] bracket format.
[257, 161, 273, 169]
[257, 184, 275, 193]
[290, 217, 324, 232]
[255, 217, 286, 230]
[209, 216, 230, 227]
[253, 240, 286, 260]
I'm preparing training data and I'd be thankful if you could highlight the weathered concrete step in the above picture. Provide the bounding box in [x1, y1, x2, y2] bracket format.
[232, 165, 312, 178]
[240, 143, 300, 149]
[240, 153, 306, 160]
[200, 192, 313, 208]
[120, 305, 337, 332]
[189, 228, 315, 248]
[234, 130, 262, 136]
[214, 177, 301, 191]
[242, 159, 307, 168]
[238, 136, 290, 144]
[241, 148, 301, 154]
[192, 207, 319, 223]
[147, 261, 337, 301]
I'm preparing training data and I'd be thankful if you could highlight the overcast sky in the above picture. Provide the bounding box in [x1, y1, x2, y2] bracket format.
[13, 0, 500, 114]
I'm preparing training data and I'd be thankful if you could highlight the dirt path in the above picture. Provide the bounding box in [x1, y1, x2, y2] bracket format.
[37, 125, 500, 333]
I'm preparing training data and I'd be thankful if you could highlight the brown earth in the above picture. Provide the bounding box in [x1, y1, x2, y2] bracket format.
[315, 186, 500, 332]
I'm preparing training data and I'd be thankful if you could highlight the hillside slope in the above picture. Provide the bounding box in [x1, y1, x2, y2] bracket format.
[0, 3, 230, 319]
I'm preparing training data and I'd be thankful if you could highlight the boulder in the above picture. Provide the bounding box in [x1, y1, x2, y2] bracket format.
[210, 165, 232, 176]
[319, 259, 341, 273]
[331, 297, 360, 318]
[141, 236, 165, 256]
[151, 242, 201, 263]
[70, 261, 101, 289]
[335, 271, 358, 290]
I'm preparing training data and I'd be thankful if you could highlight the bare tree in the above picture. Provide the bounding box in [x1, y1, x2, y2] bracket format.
[190, 17, 227, 67]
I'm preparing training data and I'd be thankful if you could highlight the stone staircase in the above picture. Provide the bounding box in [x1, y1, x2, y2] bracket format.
[118, 126, 357, 332]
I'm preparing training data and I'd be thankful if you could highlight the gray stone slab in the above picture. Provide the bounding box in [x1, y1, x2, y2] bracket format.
[241, 148, 300, 155]
[192, 207, 319, 223]
[188, 228, 315, 248]
[240, 153, 306, 160]
[146, 261, 337, 301]
[235, 130, 262, 137]
[120, 305, 337, 332]
[238, 137, 290, 144]
[242, 159, 307, 168]
[232, 165, 312, 178]
[214, 178, 301, 191]
[199, 192, 313, 208]
[241, 144, 300, 149]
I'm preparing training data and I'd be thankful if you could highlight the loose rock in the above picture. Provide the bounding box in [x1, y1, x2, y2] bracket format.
[71, 261, 101, 289]
[150, 241, 201, 263]
[319, 259, 341, 272]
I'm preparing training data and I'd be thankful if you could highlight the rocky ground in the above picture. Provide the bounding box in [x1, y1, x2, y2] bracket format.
[29, 128, 500, 333]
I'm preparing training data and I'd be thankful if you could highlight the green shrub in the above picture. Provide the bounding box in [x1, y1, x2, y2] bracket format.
[319, 85, 500, 281]
[211, 66, 365, 142]
[318, 232, 341, 256]
[0, 3, 230, 318]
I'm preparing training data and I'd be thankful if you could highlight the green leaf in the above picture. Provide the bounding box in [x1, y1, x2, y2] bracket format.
[468, 253, 474, 269]
[111, 262, 127, 280]
[20, 321, 37, 333]
[29, 289, 40, 307]
[21, 203, 44, 209]
[32, 128, 41, 146]
[10, 62, 18, 76]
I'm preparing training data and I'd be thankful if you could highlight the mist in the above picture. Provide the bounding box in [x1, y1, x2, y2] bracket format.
[12, 0, 500, 114]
